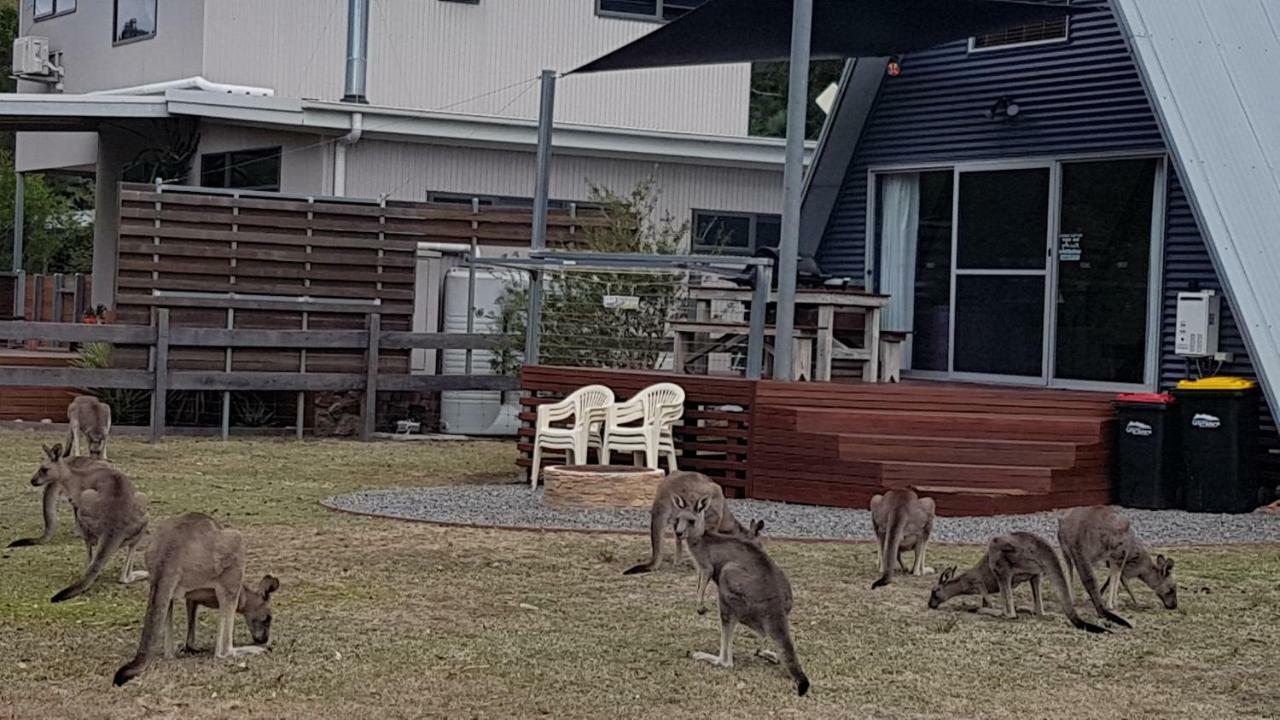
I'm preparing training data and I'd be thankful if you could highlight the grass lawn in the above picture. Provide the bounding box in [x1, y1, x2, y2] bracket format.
[1, 429, 1278, 719]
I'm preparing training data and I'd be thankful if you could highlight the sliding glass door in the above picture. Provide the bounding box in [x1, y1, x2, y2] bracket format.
[952, 166, 1052, 381]
[873, 156, 1162, 390]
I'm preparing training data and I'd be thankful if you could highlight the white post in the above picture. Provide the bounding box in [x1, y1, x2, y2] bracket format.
[772, 0, 814, 381]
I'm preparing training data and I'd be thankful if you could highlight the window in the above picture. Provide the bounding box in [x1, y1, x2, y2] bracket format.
[426, 191, 584, 211]
[970, 1, 1069, 51]
[35, 0, 75, 20]
[597, 0, 706, 22]
[438, 0, 479, 4]
[114, 0, 157, 44]
[200, 148, 283, 192]
[692, 211, 782, 255]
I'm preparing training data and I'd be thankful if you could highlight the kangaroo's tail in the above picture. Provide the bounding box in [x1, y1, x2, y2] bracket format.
[871, 508, 905, 589]
[624, 510, 666, 575]
[768, 619, 809, 697]
[1043, 550, 1110, 634]
[1066, 547, 1133, 629]
[51, 527, 125, 603]
[9, 483, 60, 548]
[113, 563, 179, 686]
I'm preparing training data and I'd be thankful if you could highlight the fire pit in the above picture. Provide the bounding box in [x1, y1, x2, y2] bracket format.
[541, 465, 665, 509]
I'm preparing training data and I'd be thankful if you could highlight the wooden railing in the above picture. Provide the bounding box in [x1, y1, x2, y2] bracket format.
[0, 310, 516, 440]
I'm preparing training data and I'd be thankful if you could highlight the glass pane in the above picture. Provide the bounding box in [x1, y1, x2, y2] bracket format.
[662, 0, 707, 20]
[200, 153, 228, 188]
[36, 0, 55, 18]
[599, 0, 657, 17]
[910, 171, 954, 371]
[694, 213, 750, 251]
[1054, 159, 1157, 384]
[957, 168, 1049, 270]
[954, 275, 1044, 376]
[755, 215, 781, 249]
[228, 148, 282, 191]
[115, 0, 156, 42]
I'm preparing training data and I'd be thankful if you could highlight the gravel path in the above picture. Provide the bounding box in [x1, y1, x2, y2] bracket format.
[325, 485, 1280, 546]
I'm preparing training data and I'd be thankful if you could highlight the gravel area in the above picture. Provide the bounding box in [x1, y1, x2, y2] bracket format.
[325, 485, 1280, 546]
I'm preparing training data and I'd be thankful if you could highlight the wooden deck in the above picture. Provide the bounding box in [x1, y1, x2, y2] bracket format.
[519, 367, 1115, 517]
[0, 349, 78, 422]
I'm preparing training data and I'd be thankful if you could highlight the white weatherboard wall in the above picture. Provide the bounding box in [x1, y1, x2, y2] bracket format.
[344, 140, 785, 228]
[1115, 0, 1280, 422]
[201, 0, 750, 135]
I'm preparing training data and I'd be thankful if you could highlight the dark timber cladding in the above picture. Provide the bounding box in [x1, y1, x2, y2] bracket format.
[114, 184, 607, 374]
[517, 367, 1116, 516]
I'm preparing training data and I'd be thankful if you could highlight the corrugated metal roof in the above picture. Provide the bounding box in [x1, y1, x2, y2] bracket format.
[1114, 0, 1280, 421]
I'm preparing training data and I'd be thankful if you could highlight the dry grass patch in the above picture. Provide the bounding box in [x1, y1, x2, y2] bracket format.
[1, 430, 1278, 719]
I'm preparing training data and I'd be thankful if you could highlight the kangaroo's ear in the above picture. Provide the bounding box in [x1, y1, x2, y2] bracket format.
[42, 444, 55, 461]
[750, 519, 765, 536]
[258, 574, 280, 597]
[48, 443, 65, 460]
[693, 496, 709, 513]
[940, 566, 956, 583]
[1157, 555, 1174, 575]
[672, 495, 686, 509]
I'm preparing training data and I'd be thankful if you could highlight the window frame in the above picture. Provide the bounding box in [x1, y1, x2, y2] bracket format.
[199, 147, 284, 193]
[967, 3, 1071, 53]
[691, 209, 782, 255]
[595, 0, 701, 23]
[34, 0, 75, 21]
[113, 0, 158, 46]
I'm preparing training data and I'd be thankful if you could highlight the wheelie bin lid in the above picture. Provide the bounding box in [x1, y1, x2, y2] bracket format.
[1115, 392, 1173, 404]
[1175, 377, 1256, 391]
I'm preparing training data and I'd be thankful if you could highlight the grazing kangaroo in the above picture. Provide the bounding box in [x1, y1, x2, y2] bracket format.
[6, 454, 105, 548]
[684, 497, 808, 696]
[28, 445, 149, 602]
[929, 552, 1033, 613]
[624, 471, 753, 575]
[114, 513, 271, 686]
[1058, 506, 1176, 623]
[870, 489, 936, 589]
[66, 395, 112, 460]
[985, 532, 1108, 633]
[183, 575, 280, 653]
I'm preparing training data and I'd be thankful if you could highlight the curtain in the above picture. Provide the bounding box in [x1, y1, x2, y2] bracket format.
[878, 173, 921, 335]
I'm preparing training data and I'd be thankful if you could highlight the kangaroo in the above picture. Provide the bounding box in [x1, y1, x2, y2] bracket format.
[183, 575, 280, 653]
[114, 513, 271, 686]
[7, 450, 107, 545]
[623, 471, 754, 576]
[28, 444, 149, 602]
[870, 489, 936, 589]
[684, 497, 808, 696]
[985, 532, 1108, 633]
[929, 552, 1034, 614]
[1058, 506, 1176, 623]
[66, 395, 112, 460]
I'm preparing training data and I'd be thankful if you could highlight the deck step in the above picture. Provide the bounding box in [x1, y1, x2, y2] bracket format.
[838, 433, 1082, 467]
[877, 460, 1056, 494]
[794, 408, 1108, 442]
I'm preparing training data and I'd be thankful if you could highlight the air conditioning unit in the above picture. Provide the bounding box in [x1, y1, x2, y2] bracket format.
[1175, 290, 1220, 357]
[12, 37, 63, 82]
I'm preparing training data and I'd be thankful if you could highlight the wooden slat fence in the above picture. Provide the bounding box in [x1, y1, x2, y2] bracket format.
[0, 313, 516, 439]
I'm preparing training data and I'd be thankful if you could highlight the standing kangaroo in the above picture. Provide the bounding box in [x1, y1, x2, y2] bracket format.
[985, 532, 1108, 634]
[1058, 506, 1176, 623]
[7, 452, 108, 548]
[29, 444, 149, 602]
[683, 497, 809, 697]
[624, 471, 753, 576]
[870, 489, 936, 589]
[114, 513, 272, 686]
[66, 395, 112, 460]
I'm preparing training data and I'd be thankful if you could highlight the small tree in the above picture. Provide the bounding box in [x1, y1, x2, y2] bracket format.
[490, 180, 687, 375]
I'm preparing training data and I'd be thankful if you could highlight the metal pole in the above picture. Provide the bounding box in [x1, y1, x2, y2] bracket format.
[343, 0, 370, 103]
[525, 68, 556, 366]
[772, 0, 814, 381]
[746, 263, 773, 380]
[13, 171, 25, 320]
[465, 236, 478, 374]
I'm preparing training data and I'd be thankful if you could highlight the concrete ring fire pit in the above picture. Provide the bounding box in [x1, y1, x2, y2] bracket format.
[541, 465, 665, 509]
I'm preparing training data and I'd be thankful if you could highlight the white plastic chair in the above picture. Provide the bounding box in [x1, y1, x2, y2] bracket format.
[601, 382, 685, 471]
[530, 384, 614, 487]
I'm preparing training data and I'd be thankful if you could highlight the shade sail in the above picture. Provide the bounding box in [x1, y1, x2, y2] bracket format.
[571, 0, 1088, 74]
